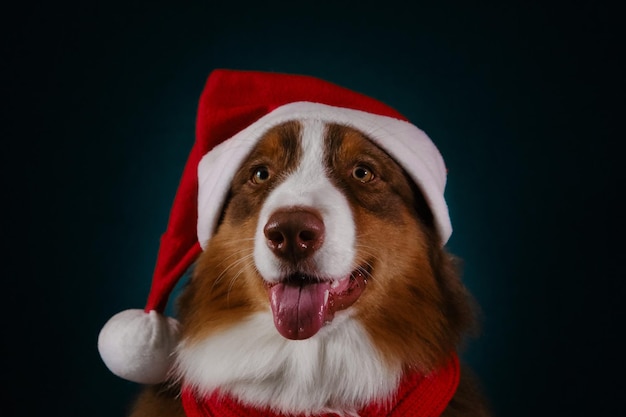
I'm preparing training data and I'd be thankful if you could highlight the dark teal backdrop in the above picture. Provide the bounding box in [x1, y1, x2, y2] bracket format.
[14, 2, 622, 416]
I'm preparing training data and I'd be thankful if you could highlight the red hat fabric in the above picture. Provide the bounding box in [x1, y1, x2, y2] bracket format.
[98, 69, 451, 384]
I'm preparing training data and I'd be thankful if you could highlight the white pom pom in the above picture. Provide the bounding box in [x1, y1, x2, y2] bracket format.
[98, 309, 180, 384]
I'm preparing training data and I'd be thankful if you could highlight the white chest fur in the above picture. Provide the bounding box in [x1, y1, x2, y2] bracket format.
[175, 312, 401, 415]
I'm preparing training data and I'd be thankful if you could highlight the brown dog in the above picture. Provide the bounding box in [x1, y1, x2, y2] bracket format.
[98, 70, 490, 417]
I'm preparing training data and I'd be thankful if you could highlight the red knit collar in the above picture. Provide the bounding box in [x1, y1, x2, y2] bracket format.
[181, 354, 459, 417]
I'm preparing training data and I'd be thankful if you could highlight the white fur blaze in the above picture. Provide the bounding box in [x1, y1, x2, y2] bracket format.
[253, 119, 356, 282]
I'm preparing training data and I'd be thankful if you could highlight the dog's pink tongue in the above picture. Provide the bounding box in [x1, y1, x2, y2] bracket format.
[269, 281, 331, 340]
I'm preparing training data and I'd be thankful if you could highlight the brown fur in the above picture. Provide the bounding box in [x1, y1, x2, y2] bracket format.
[130, 121, 490, 416]
[324, 124, 476, 372]
[442, 366, 491, 417]
[129, 384, 185, 417]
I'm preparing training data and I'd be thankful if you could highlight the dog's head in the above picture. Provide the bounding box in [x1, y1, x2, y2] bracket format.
[174, 119, 474, 413]
[98, 70, 477, 415]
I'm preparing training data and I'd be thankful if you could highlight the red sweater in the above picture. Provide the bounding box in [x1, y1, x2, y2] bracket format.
[182, 354, 459, 417]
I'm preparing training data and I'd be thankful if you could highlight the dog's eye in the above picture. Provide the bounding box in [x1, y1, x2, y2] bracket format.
[352, 165, 375, 183]
[251, 166, 271, 184]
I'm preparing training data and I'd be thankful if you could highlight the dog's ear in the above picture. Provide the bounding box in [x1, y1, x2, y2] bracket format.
[432, 250, 479, 345]
[407, 175, 480, 348]
[214, 190, 233, 230]
[406, 174, 437, 237]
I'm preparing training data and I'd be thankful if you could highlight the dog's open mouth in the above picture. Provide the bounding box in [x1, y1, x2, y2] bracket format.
[265, 268, 368, 340]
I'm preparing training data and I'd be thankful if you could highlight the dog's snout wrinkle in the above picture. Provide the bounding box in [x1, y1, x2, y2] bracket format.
[264, 209, 325, 262]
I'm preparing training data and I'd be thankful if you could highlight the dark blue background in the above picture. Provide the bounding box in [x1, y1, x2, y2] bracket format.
[12, 1, 623, 416]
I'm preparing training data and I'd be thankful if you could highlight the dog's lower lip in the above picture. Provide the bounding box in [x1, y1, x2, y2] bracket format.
[326, 269, 368, 318]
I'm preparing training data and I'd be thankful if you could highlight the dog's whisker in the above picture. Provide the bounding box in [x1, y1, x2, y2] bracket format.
[213, 253, 254, 282]
[225, 259, 256, 306]
[353, 245, 383, 264]
[214, 247, 255, 269]
[211, 253, 255, 292]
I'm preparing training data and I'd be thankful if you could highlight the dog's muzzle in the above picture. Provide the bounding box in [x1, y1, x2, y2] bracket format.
[262, 208, 367, 340]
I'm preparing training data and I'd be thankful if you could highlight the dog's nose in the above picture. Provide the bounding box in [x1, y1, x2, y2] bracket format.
[264, 209, 325, 261]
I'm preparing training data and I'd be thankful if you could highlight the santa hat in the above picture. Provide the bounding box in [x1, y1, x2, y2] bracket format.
[98, 69, 452, 384]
